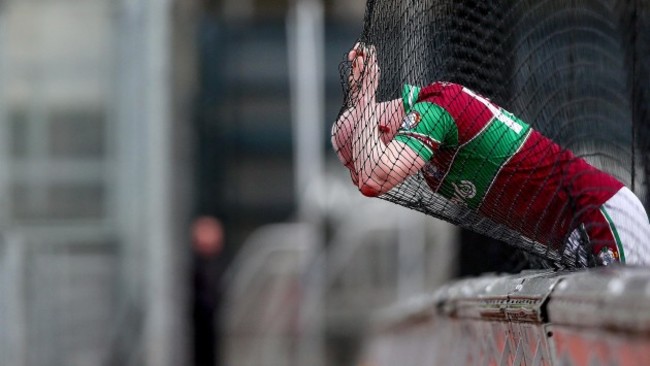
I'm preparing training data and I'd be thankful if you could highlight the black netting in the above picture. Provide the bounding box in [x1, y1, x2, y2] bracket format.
[332, 0, 650, 269]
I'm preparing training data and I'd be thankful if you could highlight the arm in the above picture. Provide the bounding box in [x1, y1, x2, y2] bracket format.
[333, 43, 425, 195]
[352, 103, 426, 197]
[332, 44, 404, 186]
[350, 45, 426, 196]
[331, 99, 404, 182]
[331, 108, 360, 185]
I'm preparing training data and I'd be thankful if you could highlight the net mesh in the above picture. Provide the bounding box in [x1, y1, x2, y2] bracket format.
[332, 0, 650, 269]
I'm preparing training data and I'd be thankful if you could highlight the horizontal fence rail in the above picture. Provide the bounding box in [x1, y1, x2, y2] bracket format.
[363, 267, 650, 366]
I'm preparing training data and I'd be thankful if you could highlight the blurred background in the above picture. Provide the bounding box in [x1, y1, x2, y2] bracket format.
[0, 0, 472, 365]
[4, 0, 648, 364]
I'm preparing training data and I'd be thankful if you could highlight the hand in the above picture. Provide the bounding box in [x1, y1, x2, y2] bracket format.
[347, 43, 379, 106]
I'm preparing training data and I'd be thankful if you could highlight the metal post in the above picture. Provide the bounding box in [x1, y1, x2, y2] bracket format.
[113, 0, 148, 363]
[0, 8, 24, 365]
[115, 0, 178, 365]
[287, 1, 325, 365]
[0, 233, 26, 366]
[142, 0, 175, 365]
[0, 0, 9, 226]
[287, 0, 325, 224]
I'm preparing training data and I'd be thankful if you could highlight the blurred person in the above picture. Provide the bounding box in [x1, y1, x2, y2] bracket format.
[191, 216, 227, 366]
[332, 43, 650, 266]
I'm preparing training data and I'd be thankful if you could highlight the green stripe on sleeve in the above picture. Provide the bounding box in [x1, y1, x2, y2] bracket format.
[394, 134, 434, 161]
[401, 84, 421, 113]
[600, 207, 626, 263]
[394, 102, 456, 162]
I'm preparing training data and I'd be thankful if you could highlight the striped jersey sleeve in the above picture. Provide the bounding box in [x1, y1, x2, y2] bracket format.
[393, 84, 456, 161]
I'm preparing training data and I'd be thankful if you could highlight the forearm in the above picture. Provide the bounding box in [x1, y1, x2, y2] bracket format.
[378, 99, 405, 136]
[338, 42, 410, 194]
[352, 107, 401, 196]
[352, 99, 426, 196]
[333, 101, 393, 172]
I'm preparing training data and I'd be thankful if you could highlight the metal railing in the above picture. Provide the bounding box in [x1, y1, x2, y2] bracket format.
[364, 267, 650, 366]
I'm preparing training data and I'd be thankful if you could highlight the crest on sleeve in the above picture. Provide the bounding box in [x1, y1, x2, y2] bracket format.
[401, 111, 422, 130]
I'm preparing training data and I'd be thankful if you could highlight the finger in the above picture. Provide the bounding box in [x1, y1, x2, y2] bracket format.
[358, 79, 376, 107]
[350, 55, 365, 84]
[348, 42, 365, 61]
[347, 48, 357, 62]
